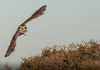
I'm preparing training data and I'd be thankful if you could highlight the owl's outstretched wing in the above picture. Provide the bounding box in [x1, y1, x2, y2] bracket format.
[21, 5, 46, 25]
[4, 5, 46, 57]
[4, 28, 20, 57]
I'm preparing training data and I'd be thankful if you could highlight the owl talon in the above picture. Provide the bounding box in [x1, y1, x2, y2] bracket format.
[24, 33, 27, 36]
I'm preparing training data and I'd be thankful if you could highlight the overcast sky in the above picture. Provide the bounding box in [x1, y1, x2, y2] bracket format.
[0, 0, 100, 67]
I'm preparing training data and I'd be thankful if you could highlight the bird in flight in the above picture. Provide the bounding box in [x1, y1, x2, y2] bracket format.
[4, 5, 47, 57]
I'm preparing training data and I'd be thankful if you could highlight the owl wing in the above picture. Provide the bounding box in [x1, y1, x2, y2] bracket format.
[4, 5, 46, 57]
[4, 28, 20, 57]
[21, 5, 46, 25]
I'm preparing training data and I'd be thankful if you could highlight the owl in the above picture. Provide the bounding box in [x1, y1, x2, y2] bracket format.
[4, 5, 46, 57]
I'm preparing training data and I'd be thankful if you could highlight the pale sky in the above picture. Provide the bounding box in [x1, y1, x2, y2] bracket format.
[0, 0, 100, 67]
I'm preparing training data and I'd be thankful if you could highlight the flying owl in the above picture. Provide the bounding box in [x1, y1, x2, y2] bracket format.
[4, 5, 46, 57]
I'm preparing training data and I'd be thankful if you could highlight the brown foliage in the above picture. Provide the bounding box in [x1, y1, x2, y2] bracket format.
[19, 40, 100, 70]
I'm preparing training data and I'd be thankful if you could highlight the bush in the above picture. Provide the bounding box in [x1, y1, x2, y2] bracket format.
[19, 40, 100, 70]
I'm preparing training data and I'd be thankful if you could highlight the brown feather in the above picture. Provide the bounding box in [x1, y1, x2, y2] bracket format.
[21, 5, 46, 25]
[4, 5, 46, 57]
[4, 29, 20, 57]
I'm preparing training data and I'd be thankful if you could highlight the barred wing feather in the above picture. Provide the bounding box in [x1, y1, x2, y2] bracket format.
[4, 5, 46, 57]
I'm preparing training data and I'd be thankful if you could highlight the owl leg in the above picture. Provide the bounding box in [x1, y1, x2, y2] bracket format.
[24, 33, 27, 36]
[24, 30, 28, 36]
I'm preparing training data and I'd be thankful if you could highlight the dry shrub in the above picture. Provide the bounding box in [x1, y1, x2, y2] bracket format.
[19, 40, 100, 70]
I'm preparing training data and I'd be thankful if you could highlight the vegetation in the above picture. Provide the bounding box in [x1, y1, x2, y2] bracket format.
[19, 40, 100, 70]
